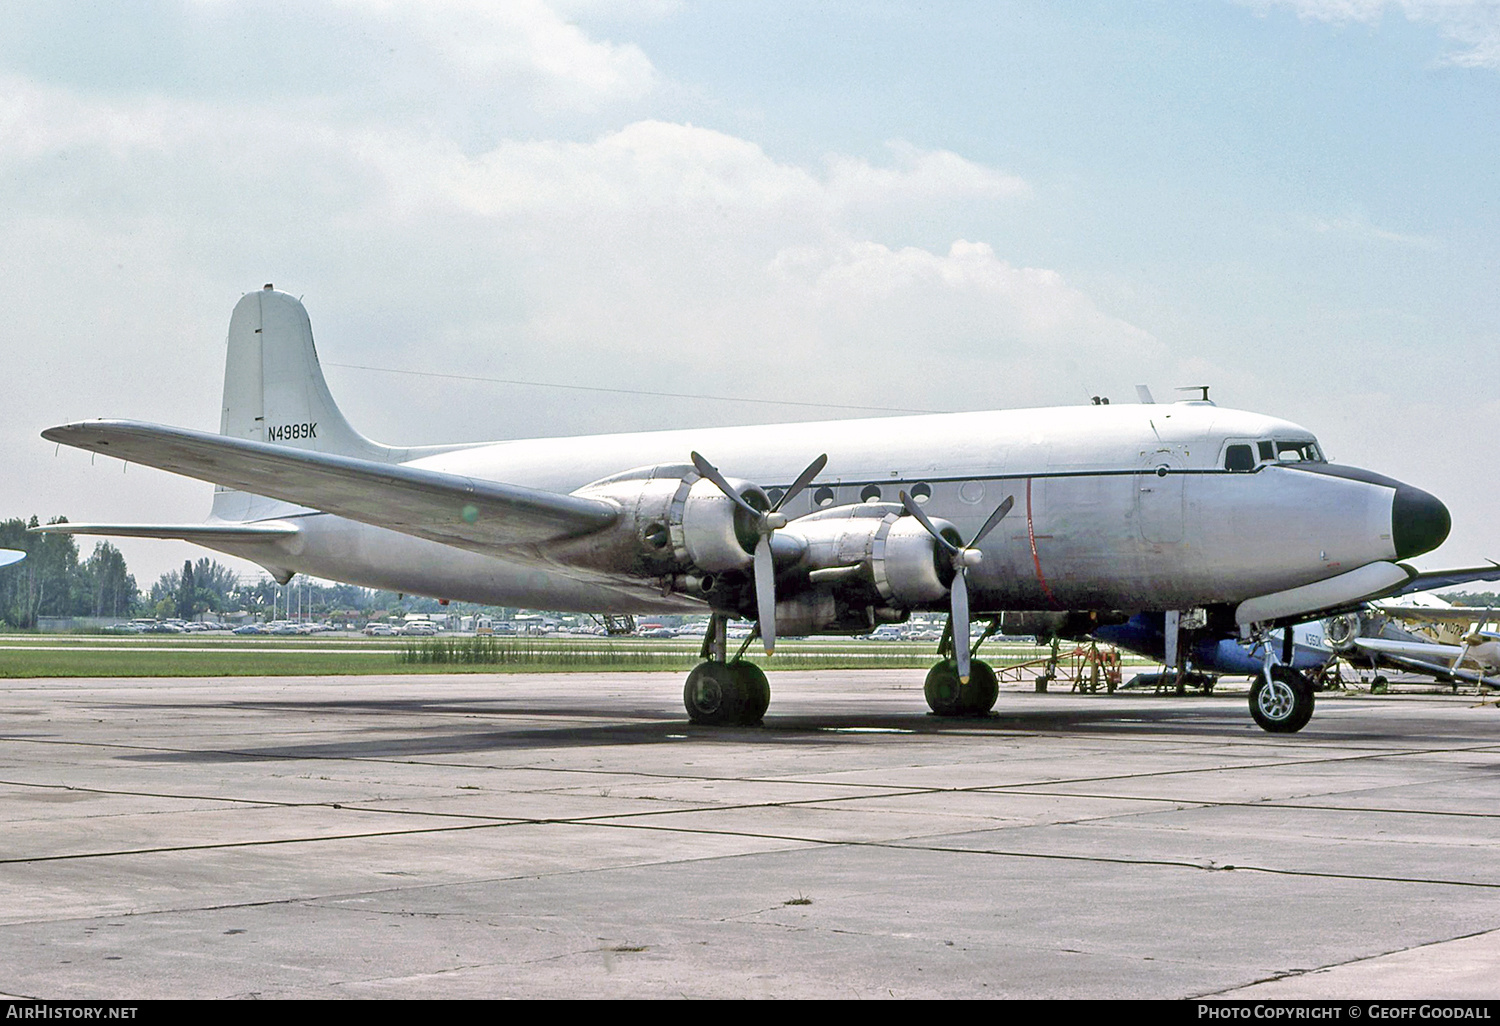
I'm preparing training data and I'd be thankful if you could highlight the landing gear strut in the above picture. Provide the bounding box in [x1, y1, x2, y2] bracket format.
[924, 616, 999, 717]
[1247, 626, 1316, 734]
[683, 613, 770, 726]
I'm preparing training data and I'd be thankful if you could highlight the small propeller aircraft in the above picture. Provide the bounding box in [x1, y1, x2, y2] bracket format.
[36, 286, 1464, 732]
[1323, 594, 1500, 690]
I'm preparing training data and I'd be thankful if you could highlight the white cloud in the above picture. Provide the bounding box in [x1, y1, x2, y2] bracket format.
[0, 4, 1166, 582]
[0, 66, 1156, 421]
[1242, 0, 1500, 67]
[1310, 213, 1441, 248]
[331, 0, 659, 110]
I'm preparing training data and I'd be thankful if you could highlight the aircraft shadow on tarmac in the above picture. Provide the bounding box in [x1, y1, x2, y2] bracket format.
[111, 698, 1264, 764]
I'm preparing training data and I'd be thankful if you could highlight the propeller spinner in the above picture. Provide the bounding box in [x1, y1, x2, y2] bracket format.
[690, 451, 828, 654]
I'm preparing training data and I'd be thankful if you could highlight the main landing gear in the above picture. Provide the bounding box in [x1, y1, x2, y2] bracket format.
[923, 617, 1000, 717]
[683, 614, 770, 726]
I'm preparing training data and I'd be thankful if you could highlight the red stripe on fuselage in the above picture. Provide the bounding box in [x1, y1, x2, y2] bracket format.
[1026, 477, 1062, 610]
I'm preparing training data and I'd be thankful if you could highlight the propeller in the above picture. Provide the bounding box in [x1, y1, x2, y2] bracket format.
[690, 451, 828, 654]
[1451, 606, 1493, 675]
[899, 491, 1014, 683]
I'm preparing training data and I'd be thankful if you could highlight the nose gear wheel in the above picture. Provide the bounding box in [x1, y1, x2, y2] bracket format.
[1249, 666, 1315, 733]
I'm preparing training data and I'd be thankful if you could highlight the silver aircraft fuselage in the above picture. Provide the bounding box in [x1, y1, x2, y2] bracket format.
[202, 401, 1445, 616]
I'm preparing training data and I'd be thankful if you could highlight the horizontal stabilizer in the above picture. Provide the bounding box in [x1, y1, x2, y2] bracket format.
[42, 420, 620, 552]
[29, 521, 299, 542]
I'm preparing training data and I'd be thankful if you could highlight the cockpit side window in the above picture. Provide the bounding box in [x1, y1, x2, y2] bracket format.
[1224, 444, 1255, 472]
[1258, 441, 1275, 462]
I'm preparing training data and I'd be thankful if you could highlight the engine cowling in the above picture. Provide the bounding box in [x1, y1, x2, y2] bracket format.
[560, 463, 765, 578]
[1322, 612, 1367, 653]
[559, 471, 963, 635]
[779, 504, 954, 607]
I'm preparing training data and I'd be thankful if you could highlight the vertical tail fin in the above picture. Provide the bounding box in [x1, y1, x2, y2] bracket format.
[219, 284, 391, 461]
[212, 285, 408, 520]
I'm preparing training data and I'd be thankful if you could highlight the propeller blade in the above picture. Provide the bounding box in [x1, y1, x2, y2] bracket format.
[773, 454, 828, 512]
[690, 451, 764, 521]
[969, 495, 1015, 549]
[952, 570, 971, 683]
[1454, 607, 1493, 671]
[754, 535, 776, 654]
[899, 491, 959, 556]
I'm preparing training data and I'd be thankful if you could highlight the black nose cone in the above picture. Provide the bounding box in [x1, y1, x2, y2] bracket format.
[1393, 484, 1450, 559]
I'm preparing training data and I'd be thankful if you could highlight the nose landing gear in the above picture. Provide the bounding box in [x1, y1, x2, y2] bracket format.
[1247, 626, 1316, 733]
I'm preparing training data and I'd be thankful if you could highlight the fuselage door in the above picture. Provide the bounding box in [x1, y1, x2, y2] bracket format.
[1136, 446, 1186, 544]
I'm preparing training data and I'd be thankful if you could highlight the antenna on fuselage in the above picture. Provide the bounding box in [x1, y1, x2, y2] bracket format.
[1135, 385, 1155, 404]
[1175, 385, 1211, 402]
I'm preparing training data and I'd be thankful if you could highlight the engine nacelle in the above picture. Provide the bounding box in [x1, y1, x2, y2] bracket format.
[1322, 612, 1367, 653]
[561, 463, 765, 577]
[781, 504, 953, 607]
[771, 592, 909, 637]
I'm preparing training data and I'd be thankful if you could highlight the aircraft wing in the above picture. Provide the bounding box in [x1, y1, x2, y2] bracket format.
[1350, 639, 1500, 689]
[0, 549, 24, 568]
[41, 420, 620, 551]
[1372, 603, 1498, 624]
[1387, 564, 1500, 596]
[1353, 637, 1465, 662]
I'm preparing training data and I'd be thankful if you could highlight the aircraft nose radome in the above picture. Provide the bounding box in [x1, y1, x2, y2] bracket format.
[1392, 483, 1450, 559]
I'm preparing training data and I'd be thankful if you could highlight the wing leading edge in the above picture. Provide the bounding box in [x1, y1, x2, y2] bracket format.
[42, 420, 620, 552]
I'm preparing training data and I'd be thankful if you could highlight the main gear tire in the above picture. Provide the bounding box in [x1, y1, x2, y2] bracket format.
[732, 661, 771, 724]
[925, 660, 998, 717]
[966, 660, 999, 715]
[685, 661, 747, 726]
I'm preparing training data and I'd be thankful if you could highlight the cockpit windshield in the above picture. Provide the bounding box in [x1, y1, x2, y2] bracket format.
[1271, 440, 1324, 464]
[1226, 438, 1328, 471]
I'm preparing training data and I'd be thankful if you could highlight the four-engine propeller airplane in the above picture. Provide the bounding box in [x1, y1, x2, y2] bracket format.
[36, 286, 1465, 732]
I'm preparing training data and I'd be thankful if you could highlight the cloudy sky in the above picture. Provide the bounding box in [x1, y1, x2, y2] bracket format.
[5, 0, 1498, 587]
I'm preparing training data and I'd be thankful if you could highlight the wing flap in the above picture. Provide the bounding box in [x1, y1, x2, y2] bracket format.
[42, 420, 620, 551]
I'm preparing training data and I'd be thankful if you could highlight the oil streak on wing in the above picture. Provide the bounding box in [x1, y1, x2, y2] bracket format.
[42, 420, 619, 552]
